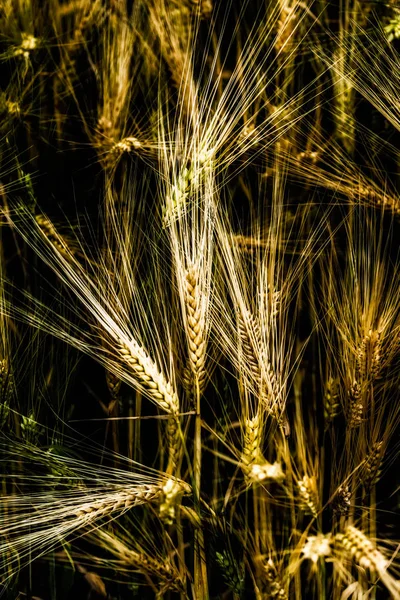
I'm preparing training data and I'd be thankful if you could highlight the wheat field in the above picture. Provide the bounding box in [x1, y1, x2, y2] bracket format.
[0, 1, 400, 598]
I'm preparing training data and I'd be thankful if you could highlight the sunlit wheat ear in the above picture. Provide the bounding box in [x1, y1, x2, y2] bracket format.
[182, 264, 207, 395]
[85, 529, 185, 594]
[0, 438, 191, 582]
[105, 135, 158, 169]
[153, 0, 325, 195]
[117, 338, 179, 415]
[240, 411, 285, 485]
[3, 206, 179, 409]
[82, 4, 156, 174]
[0, 483, 164, 582]
[5, 209, 187, 477]
[334, 526, 400, 599]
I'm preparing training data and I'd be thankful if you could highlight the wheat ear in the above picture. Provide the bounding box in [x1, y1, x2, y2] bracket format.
[241, 413, 285, 484]
[117, 339, 179, 415]
[71, 485, 163, 525]
[183, 265, 207, 395]
[356, 329, 382, 382]
[106, 370, 122, 400]
[323, 376, 340, 427]
[118, 339, 181, 476]
[238, 309, 263, 395]
[35, 214, 75, 260]
[92, 529, 184, 591]
[347, 380, 363, 428]
[297, 475, 318, 518]
[262, 558, 288, 599]
[364, 441, 384, 489]
[334, 526, 400, 598]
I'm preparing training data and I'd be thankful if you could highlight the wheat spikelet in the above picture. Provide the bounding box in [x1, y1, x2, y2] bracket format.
[0, 92, 20, 120]
[335, 527, 381, 570]
[159, 477, 187, 524]
[165, 414, 182, 478]
[371, 333, 382, 379]
[0, 398, 10, 428]
[46, 448, 85, 490]
[162, 154, 214, 227]
[20, 411, 43, 445]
